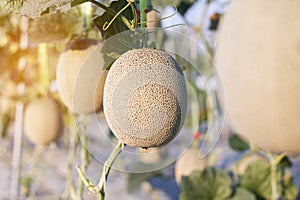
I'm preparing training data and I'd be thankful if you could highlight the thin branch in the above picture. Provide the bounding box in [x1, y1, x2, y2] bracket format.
[140, 0, 147, 29]
[76, 140, 124, 200]
[78, 119, 90, 199]
[102, 2, 132, 30]
[96, 140, 123, 199]
[267, 152, 279, 200]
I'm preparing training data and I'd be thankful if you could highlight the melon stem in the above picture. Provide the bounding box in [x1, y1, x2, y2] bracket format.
[80, 3, 93, 37]
[140, 0, 147, 47]
[77, 118, 90, 199]
[76, 140, 124, 200]
[140, 0, 147, 29]
[62, 120, 79, 199]
[267, 152, 279, 200]
[97, 140, 123, 200]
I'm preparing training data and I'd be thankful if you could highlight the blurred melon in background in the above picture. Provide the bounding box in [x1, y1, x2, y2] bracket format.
[215, 0, 300, 153]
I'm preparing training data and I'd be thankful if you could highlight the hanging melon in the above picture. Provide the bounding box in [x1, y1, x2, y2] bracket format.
[103, 48, 188, 148]
[56, 38, 107, 114]
[215, 0, 300, 153]
[24, 97, 63, 145]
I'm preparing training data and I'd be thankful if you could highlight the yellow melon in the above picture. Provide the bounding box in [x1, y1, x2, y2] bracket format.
[215, 0, 300, 153]
[56, 39, 106, 114]
[103, 48, 188, 148]
[23, 97, 62, 145]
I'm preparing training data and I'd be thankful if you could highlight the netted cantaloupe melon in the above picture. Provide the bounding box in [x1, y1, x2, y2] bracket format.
[56, 38, 107, 114]
[103, 48, 187, 148]
[24, 97, 63, 145]
[215, 0, 300, 153]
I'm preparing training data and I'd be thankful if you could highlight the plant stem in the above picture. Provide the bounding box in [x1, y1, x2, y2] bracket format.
[140, 0, 147, 47]
[102, 2, 132, 31]
[62, 124, 79, 200]
[140, 0, 147, 29]
[28, 145, 45, 198]
[78, 121, 89, 199]
[96, 140, 123, 199]
[81, 2, 93, 37]
[267, 152, 279, 200]
[76, 140, 123, 200]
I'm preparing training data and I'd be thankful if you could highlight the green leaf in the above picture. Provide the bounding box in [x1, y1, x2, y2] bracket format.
[277, 155, 292, 168]
[93, 0, 136, 39]
[28, 8, 82, 44]
[21, 0, 73, 18]
[100, 29, 143, 70]
[240, 159, 299, 199]
[0, 0, 78, 18]
[228, 134, 250, 151]
[241, 160, 273, 199]
[230, 187, 256, 200]
[278, 167, 299, 199]
[180, 167, 232, 200]
[0, 0, 25, 14]
[100, 28, 164, 70]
